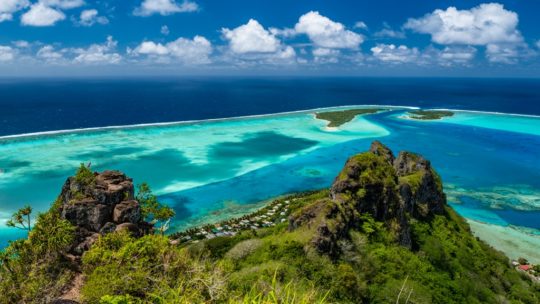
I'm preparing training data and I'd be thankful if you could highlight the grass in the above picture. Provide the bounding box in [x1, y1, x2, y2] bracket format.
[409, 110, 454, 120]
[315, 108, 382, 127]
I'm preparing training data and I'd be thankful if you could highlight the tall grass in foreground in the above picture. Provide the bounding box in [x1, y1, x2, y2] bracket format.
[232, 272, 328, 304]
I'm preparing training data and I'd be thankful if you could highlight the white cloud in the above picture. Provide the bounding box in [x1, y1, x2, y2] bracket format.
[77, 9, 108, 27]
[132, 35, 212, 64]
[73, 36, 122, 64]
[485, 43, 528, 64]
[21, 3, 65, 26]
[161, 25, 170, 35]
[404, 3, 522, 45]
[37, 45, 64, 63]
[374, 28, 405, 39]
[12, 40, 30, 48]
[370, 44, 419, 63]
[354, 21, 368, 30]
[0, 46, 16, 62]
[374, 23, 405, 39]
[221, 19, 297, 65]
[536, 40, 540, 49]
[40, 0, 84, 9]
[436, 46, 477, 65]
[0, 0, 30, 22]
[269, 27, 296, 38]
[222, 19, 281, 54]
[294, 11, 363, 49]
[313, 48, 340, 63]
[134, 0, 198, 17]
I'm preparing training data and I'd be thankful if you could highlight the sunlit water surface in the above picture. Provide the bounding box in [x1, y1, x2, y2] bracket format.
[1, 107, 539, 262]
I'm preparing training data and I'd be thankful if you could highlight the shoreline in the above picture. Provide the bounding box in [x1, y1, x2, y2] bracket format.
[3, 104, 540, 141]
[0, 105, 412, 141]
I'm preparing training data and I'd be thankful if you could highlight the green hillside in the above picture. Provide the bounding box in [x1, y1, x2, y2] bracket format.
[1, 142, 538, 303]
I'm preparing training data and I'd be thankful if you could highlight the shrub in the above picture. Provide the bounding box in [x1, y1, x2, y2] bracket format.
[225, 239, 263, 261]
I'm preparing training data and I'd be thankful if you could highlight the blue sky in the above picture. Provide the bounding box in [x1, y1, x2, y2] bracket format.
[0, 0, 539, 76]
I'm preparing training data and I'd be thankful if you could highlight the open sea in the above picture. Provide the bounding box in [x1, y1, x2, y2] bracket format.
[1, 77, 539, 262]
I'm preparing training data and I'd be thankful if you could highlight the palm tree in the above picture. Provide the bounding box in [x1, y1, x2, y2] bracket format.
[6, 205, 32, 232]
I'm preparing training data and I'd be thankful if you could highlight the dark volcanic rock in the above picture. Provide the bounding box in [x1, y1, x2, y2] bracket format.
[113, 200, 141, 224]
[57, 169, 151, 256]
[61, 200, 112, 231]
[291, 141, 447, 257]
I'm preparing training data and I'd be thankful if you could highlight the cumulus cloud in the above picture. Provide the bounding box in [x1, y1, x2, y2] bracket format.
[21, 3, 65, 26]
[37, 45, 65, 63]
[221, 19, 296, 65]
[132, 36, 212, 64]
[13, 40, 30, 48]
[161, 25, 170, 35]
[134, 0, 198, 17]
[354, 21, 368, 30]
[374, 23, 405, 39]
[0, 0, 30, 22]
[313, 48, 340, 63]
[222, 19, 281, 54]
[0, 46, 16, 62]
[72, 36, 122, 64]
[370, 44, 419, 63]
[294, 11, 363, 49]
[76, 9, 108, 27]
[484, 43, 534, 64]
[404, 3, 522, 45]
[40, 0, 84, 9]
[428, 46, 477, 66]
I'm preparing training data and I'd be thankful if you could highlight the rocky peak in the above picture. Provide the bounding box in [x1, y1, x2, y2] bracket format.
[290, 141, 447, 257]
[369, 140, 395, 164]
[58, 169, 151, 256]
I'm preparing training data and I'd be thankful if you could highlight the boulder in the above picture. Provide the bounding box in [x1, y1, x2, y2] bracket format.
[61, 199, 112, 231]
[113, 200, 141, 224]
[57, 169, 152, 256]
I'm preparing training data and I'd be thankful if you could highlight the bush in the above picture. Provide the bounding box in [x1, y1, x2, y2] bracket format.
[225, 239, 263, 261]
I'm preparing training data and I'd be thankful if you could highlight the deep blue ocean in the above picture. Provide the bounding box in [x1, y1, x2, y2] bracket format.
[1, 77, 540, 136]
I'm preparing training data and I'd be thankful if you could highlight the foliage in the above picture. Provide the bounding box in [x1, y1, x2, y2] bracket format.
[409, 110, 454, 120]
[315, 108, 381, 127]
[0, 200, 75, 304]
[75, 163, 96, 186]
[6, 205, 33, 232]
[82, 232, 228, 303]
[136, 183, 175, 234]
[2, 156, 539, 303]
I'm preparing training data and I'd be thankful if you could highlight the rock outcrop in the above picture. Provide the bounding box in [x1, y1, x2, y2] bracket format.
[289, 141, 446, 257]
[58, 170, 151, 256]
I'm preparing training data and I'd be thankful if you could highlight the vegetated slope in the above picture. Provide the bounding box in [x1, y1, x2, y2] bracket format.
[1, 142, 538, 303]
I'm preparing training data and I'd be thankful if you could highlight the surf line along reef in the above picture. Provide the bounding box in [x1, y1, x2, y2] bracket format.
[0, 142, 538, 303]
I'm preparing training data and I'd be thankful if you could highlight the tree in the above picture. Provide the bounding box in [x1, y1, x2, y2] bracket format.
[6, 205, 32, 232]
[136, 183, 175, 235]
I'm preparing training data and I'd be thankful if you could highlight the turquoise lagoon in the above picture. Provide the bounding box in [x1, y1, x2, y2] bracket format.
[1, 107, 539, 263]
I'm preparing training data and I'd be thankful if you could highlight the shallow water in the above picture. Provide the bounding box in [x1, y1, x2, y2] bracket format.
[1, 107, 539, 263]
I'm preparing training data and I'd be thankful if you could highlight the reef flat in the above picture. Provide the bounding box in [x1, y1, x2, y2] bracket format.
[1, 106, 540, 264]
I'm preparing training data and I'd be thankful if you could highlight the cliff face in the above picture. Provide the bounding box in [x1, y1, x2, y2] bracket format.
[58, 170, 151, 256]
[290, 141, 446, 256]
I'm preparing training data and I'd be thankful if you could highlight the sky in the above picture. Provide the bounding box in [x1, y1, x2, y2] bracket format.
[0, 0, 539, 76]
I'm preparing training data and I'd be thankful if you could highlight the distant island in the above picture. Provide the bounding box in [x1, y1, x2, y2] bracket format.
[1, 141, 538, 303]
[408, 110, 454, 120]
[315, 108, 382, 127]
